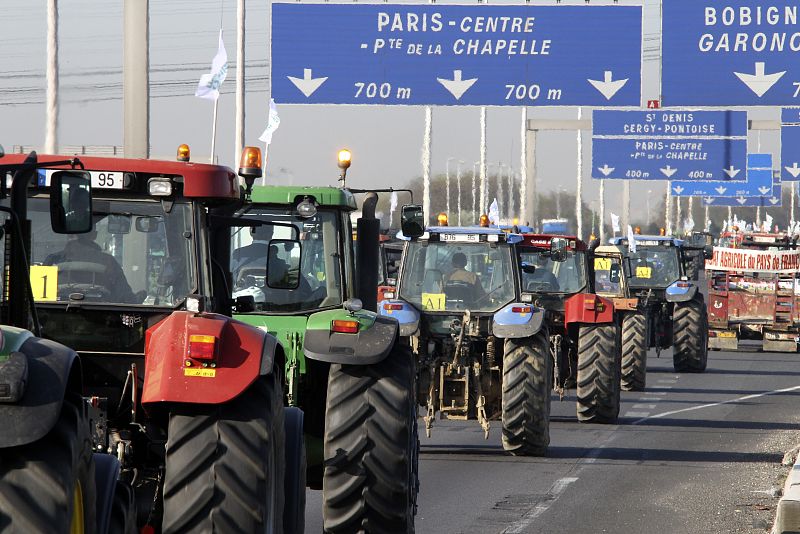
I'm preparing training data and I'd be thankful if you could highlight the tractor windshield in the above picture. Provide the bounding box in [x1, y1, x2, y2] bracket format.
[519, 248, 587, 295]
[26, 196, 195, 306]
[230, 207, 348, 312]
[398, 241, 515, 313]
[628, 247, 681, 288]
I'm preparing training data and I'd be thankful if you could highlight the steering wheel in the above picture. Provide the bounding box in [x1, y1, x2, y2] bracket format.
[55, 261, 112, 301]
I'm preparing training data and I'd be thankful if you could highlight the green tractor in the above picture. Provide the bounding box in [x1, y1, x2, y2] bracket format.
[229, 173, 418, 532]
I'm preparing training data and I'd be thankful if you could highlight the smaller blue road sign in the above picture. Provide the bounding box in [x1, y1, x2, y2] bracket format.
[782, 109, 800, 181]
[592, 110, 748, 181]
[700, 187, 782, 207]
[671, 168, 774, 197]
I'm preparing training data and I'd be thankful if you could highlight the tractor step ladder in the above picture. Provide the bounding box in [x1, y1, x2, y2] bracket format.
[775, 273, 795, 325]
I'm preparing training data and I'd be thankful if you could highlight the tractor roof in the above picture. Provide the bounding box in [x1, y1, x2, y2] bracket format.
[520, 234, 586, 251]
[400, 225, 522, 243]
[250, 185, 358, 210]
[2, 153, 239, 199]
[609, 235, 684, 247]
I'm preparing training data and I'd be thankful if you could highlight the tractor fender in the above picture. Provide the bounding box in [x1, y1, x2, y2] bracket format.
[564, 293, 615, 326]
[304, 312, 399, 365]
[378, 298, 420, 337]
[492, 303, 545, 339]
[665, 281, 698, 303]
[142, 310, 277, 406]
[0, 328, 82, 448]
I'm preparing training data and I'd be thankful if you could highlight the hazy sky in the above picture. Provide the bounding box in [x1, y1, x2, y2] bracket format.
[0, 0, 785, 227]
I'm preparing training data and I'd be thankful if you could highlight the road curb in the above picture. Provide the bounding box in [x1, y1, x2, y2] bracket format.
[774, 449, 800, 534]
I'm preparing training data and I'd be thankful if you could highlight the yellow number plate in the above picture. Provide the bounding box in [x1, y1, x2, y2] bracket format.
[184, 368, 216, 378]
[30, 265, 58, 301]
[718, 332, 736, 338]
[421, 292, 446, 311]
[594, 258, 612, 271]
[635, 266, 652, 279]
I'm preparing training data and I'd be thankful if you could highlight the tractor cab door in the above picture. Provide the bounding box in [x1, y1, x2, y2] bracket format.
[591, 253, 625, 298]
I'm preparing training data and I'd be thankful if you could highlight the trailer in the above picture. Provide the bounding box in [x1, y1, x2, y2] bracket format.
[706, 232, 800, 352]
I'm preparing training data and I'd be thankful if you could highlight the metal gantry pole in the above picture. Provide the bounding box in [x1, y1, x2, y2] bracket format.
[599, 179, 606, 243]
[422, 106, 433, 223]
[576, 107, 584, 238]
[792, 182, 796, 227]
[446, 157, 452, 216]
[622, 181, 630, 231]
[123, 0, 150, 158]
[480, 107, 487, 214]
[498, 162, 505, 222]
[665, 181, 672, 234]
[520, 107, 528, 226]
[45, 0, 59, 154]
[234, 0, 245, 167]
[472, 161, 478, 223]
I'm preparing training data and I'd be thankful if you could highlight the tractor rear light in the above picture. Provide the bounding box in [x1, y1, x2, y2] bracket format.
[584, 297, 596, 310]
[383, 291, 395, 299]
[520, 293, 533, 303]
[331, 320, 359, 334]
[708, 331, 717, 337]
[384, 303, 403, 311]
[188, 334, 216, 360]
[512, 306, 532, 313]
[676, 282, 690, 288]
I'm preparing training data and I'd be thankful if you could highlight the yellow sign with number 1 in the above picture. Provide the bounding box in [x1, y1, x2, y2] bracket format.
[30, 265, 58, 301]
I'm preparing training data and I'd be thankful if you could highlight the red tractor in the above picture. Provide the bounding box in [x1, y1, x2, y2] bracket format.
[519, 234, 622, 422]
[0, 148, 303, 532]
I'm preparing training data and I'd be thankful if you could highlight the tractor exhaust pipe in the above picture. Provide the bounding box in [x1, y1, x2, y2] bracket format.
[356, 192, 379, 312]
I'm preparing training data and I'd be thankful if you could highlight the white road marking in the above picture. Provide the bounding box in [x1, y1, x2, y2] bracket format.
[502, 477, 579, 533]
[632, 384, 800, 425]
[639, 398, 662, 402]
[646, 391, 668, 396]
[632, 404, 657, 409]
[657, 379, 678, 384]
[624, 411, 651, 418]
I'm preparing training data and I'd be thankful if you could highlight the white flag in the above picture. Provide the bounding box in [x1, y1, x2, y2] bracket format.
[195, 30, 228, 101]
[388, 191, 398, 227]
[627, 225, 637, 253]
[488, 198, 500, 225]
[721, 220, 728, 233]
[610, 212, 620, 233]
[259, 99, 281, 144]
[765, 213, 773, 233]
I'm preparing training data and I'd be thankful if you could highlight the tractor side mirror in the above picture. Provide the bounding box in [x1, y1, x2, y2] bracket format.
[136, 216, 163, 233]
[107, 214, 132, 234]
[550, 237, 568, 262]
[703, 245, 714, 259]
[50, 170, 93, 234]
[400, 204, 425, 238]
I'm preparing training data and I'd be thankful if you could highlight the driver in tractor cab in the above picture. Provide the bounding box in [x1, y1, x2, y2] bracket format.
[44, 188, 136, 303]
[444, 252, 486, 302]
[231, 224, 273, 276]
[524, 254, 560, 291]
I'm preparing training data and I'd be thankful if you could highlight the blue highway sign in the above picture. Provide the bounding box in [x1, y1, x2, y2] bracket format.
[782, 109, 800, 180]
[592, 110, 748, 181]
[663, 1, 800, 106]
[700, 187, 782, 207]
[593, 110, 748, 138]
[271, 4, 643, 106]
[671, 168, 774, 197]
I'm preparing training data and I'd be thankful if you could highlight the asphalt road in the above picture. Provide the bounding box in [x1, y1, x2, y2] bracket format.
[304, 344, 800, 533]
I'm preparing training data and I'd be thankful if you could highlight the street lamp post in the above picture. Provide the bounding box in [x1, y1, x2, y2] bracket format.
[647, 189, 652, 227]
[457, 160, 464, 225]
[472, 161, 479, 222]
[446, 157, 454, 217]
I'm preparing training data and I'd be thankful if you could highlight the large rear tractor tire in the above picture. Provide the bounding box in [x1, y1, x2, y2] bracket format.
[0, 392, 97, 534]
[501, 333, 552, 456]
[621, 312, 648, 392]
[576, 324, 621, 424]
[162, 371, 285, 533]
[672, 298, 709, 373]
[323, 343, 418, 534]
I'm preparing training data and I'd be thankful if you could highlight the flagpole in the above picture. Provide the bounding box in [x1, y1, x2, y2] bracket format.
[210, 97, 219, 164]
